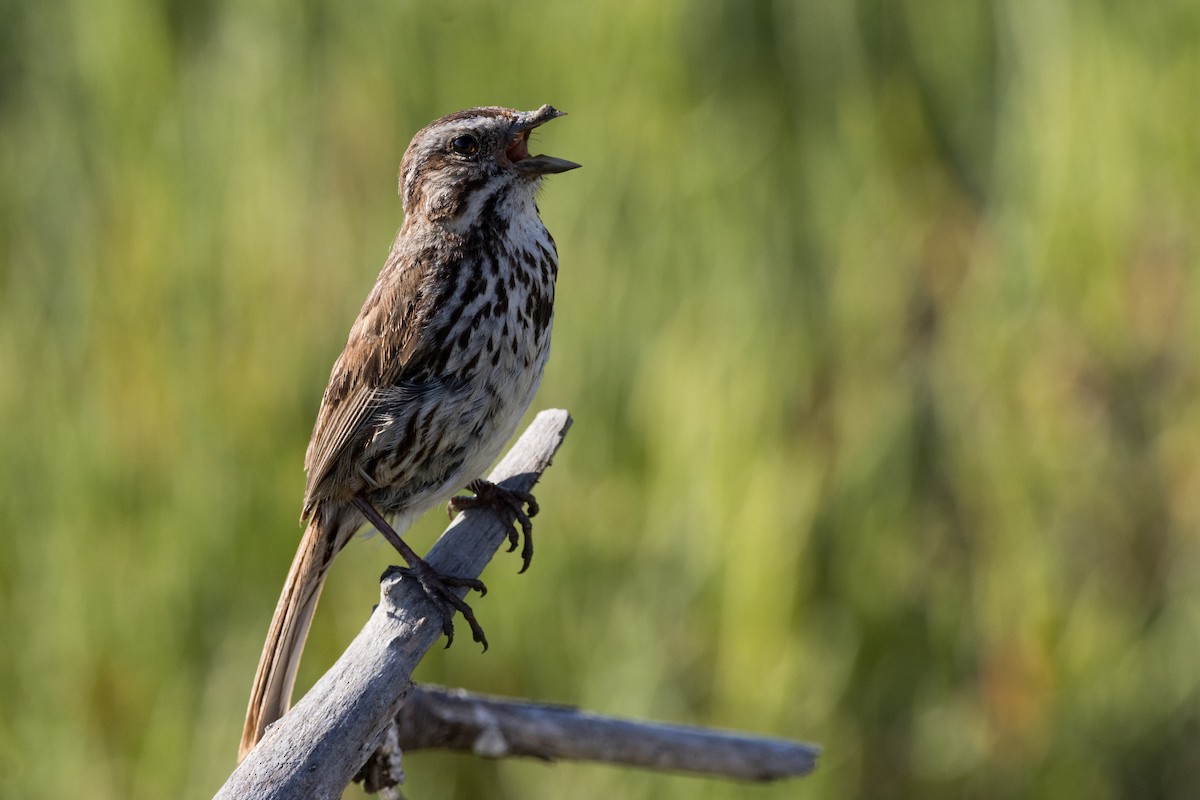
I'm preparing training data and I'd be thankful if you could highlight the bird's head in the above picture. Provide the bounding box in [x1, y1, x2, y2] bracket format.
[398, 105, 580, 225]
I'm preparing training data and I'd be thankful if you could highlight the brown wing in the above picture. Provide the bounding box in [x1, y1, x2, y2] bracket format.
[301, 245, 444, 515]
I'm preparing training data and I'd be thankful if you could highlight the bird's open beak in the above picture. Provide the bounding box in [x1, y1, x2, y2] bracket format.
[507, 105, 581, 175]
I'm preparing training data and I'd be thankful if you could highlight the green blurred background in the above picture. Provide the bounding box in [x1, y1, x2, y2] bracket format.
[2, 0, 1199, 797]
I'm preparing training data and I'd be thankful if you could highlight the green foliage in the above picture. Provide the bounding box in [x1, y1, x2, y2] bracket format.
[2, 0, 1199, 797]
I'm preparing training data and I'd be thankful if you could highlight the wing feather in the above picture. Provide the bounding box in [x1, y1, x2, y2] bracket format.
[301, 244, 447, 514]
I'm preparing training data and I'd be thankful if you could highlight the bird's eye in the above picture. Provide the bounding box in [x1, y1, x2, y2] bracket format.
[449, 134, 480, 157]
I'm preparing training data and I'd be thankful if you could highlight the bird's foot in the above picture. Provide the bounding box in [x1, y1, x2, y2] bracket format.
[447, 479, 538, 572]
[381, 561, 489, 651]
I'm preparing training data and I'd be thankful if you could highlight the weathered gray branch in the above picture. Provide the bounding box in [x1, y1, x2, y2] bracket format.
[394, 685, 820, 782]
[216, 409, 574, 800]
[215, 407, 821, 798]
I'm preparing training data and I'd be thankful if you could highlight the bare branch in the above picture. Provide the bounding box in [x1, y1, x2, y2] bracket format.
[395, 685, 821, 782]
[216, 409, 574, 800]
[215, 407, 822, 798]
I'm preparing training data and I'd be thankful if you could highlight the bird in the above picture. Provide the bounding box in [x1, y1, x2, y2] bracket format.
[238, 105, 579, 761]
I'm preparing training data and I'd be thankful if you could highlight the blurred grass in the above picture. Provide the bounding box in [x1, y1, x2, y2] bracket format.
[2, 0, 1200, 797]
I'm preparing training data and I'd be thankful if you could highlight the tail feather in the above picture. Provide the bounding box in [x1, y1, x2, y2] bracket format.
[238, 515, 348, 761]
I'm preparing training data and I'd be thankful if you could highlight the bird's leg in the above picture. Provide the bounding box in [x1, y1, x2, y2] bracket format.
[351, 495, 489, 651]
[447, 479, 539, 573]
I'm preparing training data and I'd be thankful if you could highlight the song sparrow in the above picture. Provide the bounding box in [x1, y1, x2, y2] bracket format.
[238, 105, 579, 759]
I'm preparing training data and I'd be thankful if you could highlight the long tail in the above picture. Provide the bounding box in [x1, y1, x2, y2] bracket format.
[238, 514, 351, 761]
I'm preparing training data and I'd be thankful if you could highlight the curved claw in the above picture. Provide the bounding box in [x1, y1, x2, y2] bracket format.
[449, 479, 539, 573]
[383, 563, 489, 651]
